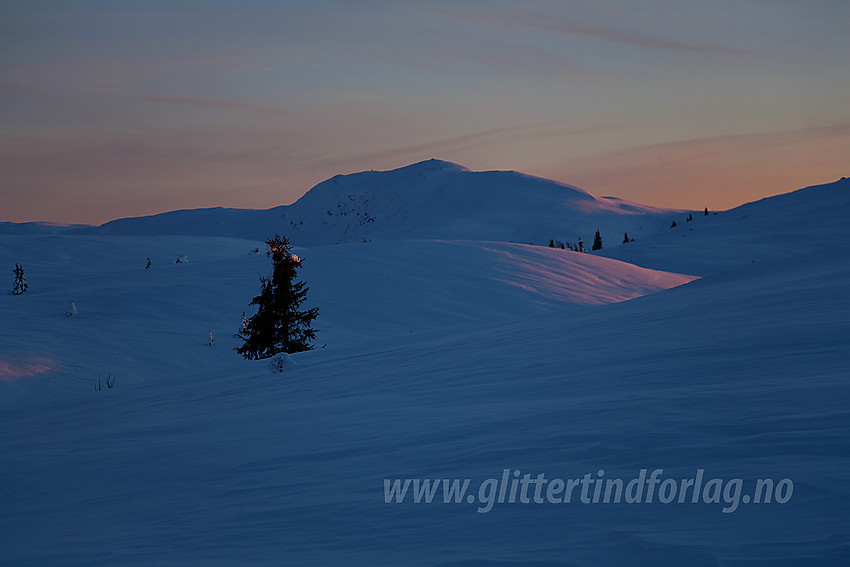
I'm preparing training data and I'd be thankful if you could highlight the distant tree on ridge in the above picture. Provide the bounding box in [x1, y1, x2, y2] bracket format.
[592, 230, 603, 251]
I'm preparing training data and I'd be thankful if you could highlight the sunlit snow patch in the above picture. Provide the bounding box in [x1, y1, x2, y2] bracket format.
[484, 243, 699, 305]
[0, 356, 55, 382]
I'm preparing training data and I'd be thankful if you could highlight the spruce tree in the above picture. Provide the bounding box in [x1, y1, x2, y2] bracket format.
[591, 230, 603, 251]
[236, 235, 319, 359]
[12, 264, 28, 295]
[623, 232, 630, 244]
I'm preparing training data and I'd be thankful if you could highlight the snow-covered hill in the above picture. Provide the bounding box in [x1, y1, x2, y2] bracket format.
[0, 221, 91, 235]
[0, 236, 695, 403]
[73, 159, 682, 246]
[2, 172, 849, 565]
[601, 177, 850, 275]
[276, 159, 678, 246]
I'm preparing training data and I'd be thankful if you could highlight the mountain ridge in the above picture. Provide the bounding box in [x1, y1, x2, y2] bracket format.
[67, 158, 683, 245]
[7, 161, 845, 256]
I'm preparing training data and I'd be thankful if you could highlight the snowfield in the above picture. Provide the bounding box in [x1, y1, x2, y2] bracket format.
[1, 167, 848, 565]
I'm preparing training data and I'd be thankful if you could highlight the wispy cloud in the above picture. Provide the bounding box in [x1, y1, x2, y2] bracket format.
[110, 91, 277, 113]
[590, 122, 850, 159]
[435, 6, 754, 56]
[553, 122, 850, 209]
[298, 121, 597, 172]
[518, 19, 752, 55]
[338, 124, 547, 166]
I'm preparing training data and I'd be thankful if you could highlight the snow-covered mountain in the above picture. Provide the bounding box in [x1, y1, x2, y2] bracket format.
[74, 159, 682, 246]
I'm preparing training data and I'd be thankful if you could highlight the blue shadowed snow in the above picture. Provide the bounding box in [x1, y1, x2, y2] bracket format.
[1, 174, 848, 565]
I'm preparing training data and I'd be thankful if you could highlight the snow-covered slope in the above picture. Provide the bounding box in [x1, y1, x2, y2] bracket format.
[0, 221, 91, 235]
[2, 174, 848, 565]
[0, 236, 694, 403]
[73, 159, 682, 246]
[75, 206, 289, 241]
[601, 177, 850, 275]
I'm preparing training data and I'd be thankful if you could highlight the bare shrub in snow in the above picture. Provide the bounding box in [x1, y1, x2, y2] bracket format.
[95, 373, 117, 390]
[12, 264, 28, 295]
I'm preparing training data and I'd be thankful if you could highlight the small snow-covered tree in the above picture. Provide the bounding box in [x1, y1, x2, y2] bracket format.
[268, 353, 295, 373]
[623, 232, 630, 244]
[236, 235, 319, 359]
[66, 301, 78, 317]
[12, 264, 28, 295]
[592, 231, 603, 251]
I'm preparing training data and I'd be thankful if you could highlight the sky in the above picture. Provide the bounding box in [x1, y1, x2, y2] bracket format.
[1, 0, 848, 225]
